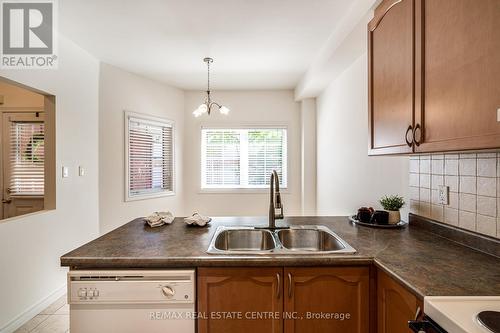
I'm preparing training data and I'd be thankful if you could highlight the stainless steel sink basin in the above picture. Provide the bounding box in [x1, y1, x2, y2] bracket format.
[213, 228, 276, 252]
[207, 225, 356, 254]
[277, 228, 346, 252]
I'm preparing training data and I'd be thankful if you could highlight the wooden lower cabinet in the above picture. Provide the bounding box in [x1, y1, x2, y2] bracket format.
[284, 267, 370, 333]
[197, 266, 370, 333]
[197, 267, 283, 333]
[377, 269, 422, 333]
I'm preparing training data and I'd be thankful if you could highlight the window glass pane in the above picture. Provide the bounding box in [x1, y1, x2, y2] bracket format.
[201, 128, 287, 189]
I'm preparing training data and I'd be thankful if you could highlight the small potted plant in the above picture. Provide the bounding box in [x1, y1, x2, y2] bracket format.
[379, 195, 405, 224]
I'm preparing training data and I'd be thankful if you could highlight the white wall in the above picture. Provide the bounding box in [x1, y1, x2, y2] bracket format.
[316, 53, 409, 218]
[0, 35, 100, 331]
[183, 90, 302, 217]
[99, 63, 186, 234]
[300, 98, 317, 215]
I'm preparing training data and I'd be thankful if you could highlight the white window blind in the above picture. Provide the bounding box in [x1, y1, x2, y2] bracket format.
[126, 113, 174, 200]
[201, 128, 287, 189]
[9, 122, 45, 196]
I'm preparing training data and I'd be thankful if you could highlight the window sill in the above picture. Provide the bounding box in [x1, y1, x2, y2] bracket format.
[199, 188, 290, 195]
[125, 191, 176, 202]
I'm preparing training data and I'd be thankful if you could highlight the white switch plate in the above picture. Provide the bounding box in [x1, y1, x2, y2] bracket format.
[62, 166, 69, 178]
[78, 166, 85, 176]
[438, 185, 449, 205]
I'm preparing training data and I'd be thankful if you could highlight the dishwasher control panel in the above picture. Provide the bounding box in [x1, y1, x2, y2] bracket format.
[68, 270, 195, 305]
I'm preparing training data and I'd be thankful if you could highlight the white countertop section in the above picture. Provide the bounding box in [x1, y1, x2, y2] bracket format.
[425, 296, 500, 333]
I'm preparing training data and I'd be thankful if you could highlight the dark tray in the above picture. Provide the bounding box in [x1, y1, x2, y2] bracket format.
[349, 215, 408, 229]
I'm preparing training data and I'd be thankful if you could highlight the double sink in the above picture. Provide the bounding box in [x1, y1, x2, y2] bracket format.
[207, 225, 356, 254]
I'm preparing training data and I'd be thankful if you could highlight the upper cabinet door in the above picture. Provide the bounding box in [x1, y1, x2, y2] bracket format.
[368, 0, 415, 155]
[414, 0, 500, 152]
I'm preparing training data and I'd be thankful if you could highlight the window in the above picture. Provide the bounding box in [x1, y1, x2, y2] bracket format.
[9, 120, 45, 196]
[125, 112, 174, 200]
[201, 127, 287, 189]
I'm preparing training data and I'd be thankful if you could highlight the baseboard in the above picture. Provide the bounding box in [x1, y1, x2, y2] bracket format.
[0, 284, 66, 333]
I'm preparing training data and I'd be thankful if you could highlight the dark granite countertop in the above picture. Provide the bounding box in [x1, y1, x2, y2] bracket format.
[60, 216, 500, 299]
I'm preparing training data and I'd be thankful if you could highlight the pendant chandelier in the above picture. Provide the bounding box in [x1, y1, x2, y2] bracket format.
[193, 57, 230, 117]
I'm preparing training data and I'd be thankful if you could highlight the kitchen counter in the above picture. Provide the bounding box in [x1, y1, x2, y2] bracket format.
[61, 216, 500, 299]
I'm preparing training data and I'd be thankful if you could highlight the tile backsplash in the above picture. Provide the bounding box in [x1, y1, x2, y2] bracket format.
[409, 152, 500, 239]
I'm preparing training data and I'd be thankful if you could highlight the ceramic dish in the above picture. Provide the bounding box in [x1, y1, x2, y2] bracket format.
[349, 215, 408, 229]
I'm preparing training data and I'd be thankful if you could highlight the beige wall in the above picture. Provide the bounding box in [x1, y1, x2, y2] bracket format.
[183, 90, 302, 217]
[98, 63, 186, 234]
[0, 81, 44, 108]
[0, 36, 100, 331]
[316, 53, 409, 218]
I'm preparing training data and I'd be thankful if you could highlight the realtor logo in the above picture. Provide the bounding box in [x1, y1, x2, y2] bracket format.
[1, 0, 58, 68]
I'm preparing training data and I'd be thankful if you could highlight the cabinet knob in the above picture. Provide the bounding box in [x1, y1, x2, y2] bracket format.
[405, 125, 414, 147]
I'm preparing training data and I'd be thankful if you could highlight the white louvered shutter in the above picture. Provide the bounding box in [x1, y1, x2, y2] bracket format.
[127, 115, 174, 199]
[9, 122, 45, 196]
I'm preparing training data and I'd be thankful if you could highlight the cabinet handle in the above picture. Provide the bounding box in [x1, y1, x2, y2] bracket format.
[405, 125, 413, 147]
[413, 124, 421, 146]
[414, 306, 422, 320]
[276, 273, 280, 299]
[287, 273, 293, 298]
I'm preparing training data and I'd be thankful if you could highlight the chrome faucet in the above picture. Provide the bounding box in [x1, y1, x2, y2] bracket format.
[269, 170, 284, 228]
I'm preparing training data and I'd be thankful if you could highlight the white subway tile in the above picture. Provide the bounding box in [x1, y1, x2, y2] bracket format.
[459, 193, 476, 212]
[410, 159, 419, 173]
[409, 173, 419, 187]
[477, 158, 496, 177]
[420, 188, 431, 203]
[445, 159, 458, 175]
[410, 187, 420, 201]
[431, 159, 444, 175]
[431, 189, 440, 205]
[459, 210, 476, 231]
[419, 202, 431, 218]
[477, 153, 497, 158]
[431, 175, 444, 190]
[476, 214, 497, 237]
[460, 153, 476, 159]
[445, 154, 459, 159]
[431, 154, 444, 160]
[431, 204, 444, 222]
[477, 177, 496, 197]
[459, 176, 477, 194]
[459, 158, 476, 176]
[449, 192, 459, 209]
[444, 208, 459, 226]
[410, 200, 419, 215]
[477, 196, 497, 217]
[420, 174, 431, 189]
[445, 175, 459, 192]
[420, 159, 431, 174]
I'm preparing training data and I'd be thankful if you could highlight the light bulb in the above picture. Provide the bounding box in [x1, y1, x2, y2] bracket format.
[193, 104, 208, 117]
[219, 105, 230, 115]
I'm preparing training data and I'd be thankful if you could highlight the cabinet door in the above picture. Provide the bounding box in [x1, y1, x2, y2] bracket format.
[368, 0, 415, 155]
[284, 267, 370, 333]
[377, 270, 422, 333]
[415, 0, 500, 152]
[197, 267, 283, 333]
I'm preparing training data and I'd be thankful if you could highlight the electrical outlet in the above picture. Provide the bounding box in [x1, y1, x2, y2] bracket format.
[438, 185, 449, 205]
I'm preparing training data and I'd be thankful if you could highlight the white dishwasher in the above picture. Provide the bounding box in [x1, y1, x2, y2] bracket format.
[68, 270, 195, 333]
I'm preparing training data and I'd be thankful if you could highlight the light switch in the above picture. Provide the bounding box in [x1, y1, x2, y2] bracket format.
[78, 166, 85, 176]
[438, 185, 449, 205]
[62, 166, 69, 178]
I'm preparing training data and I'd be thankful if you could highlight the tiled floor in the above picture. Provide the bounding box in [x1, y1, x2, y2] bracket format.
[15, 295, 69, 333]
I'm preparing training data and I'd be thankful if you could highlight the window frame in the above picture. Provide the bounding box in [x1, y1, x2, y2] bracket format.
[124, 111, 175, 202]
[199, 124, 289, 193]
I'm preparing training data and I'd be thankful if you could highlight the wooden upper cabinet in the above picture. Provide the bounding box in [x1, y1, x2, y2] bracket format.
[197, 267, 283, 333]
[377, 269, 422, 333]
[415, 0, 500, 152]
[368, 0, 415, 155]
[284, 267, 370, 333]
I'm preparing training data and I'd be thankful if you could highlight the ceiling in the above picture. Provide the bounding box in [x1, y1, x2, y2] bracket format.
[60, 0, 356, 90]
